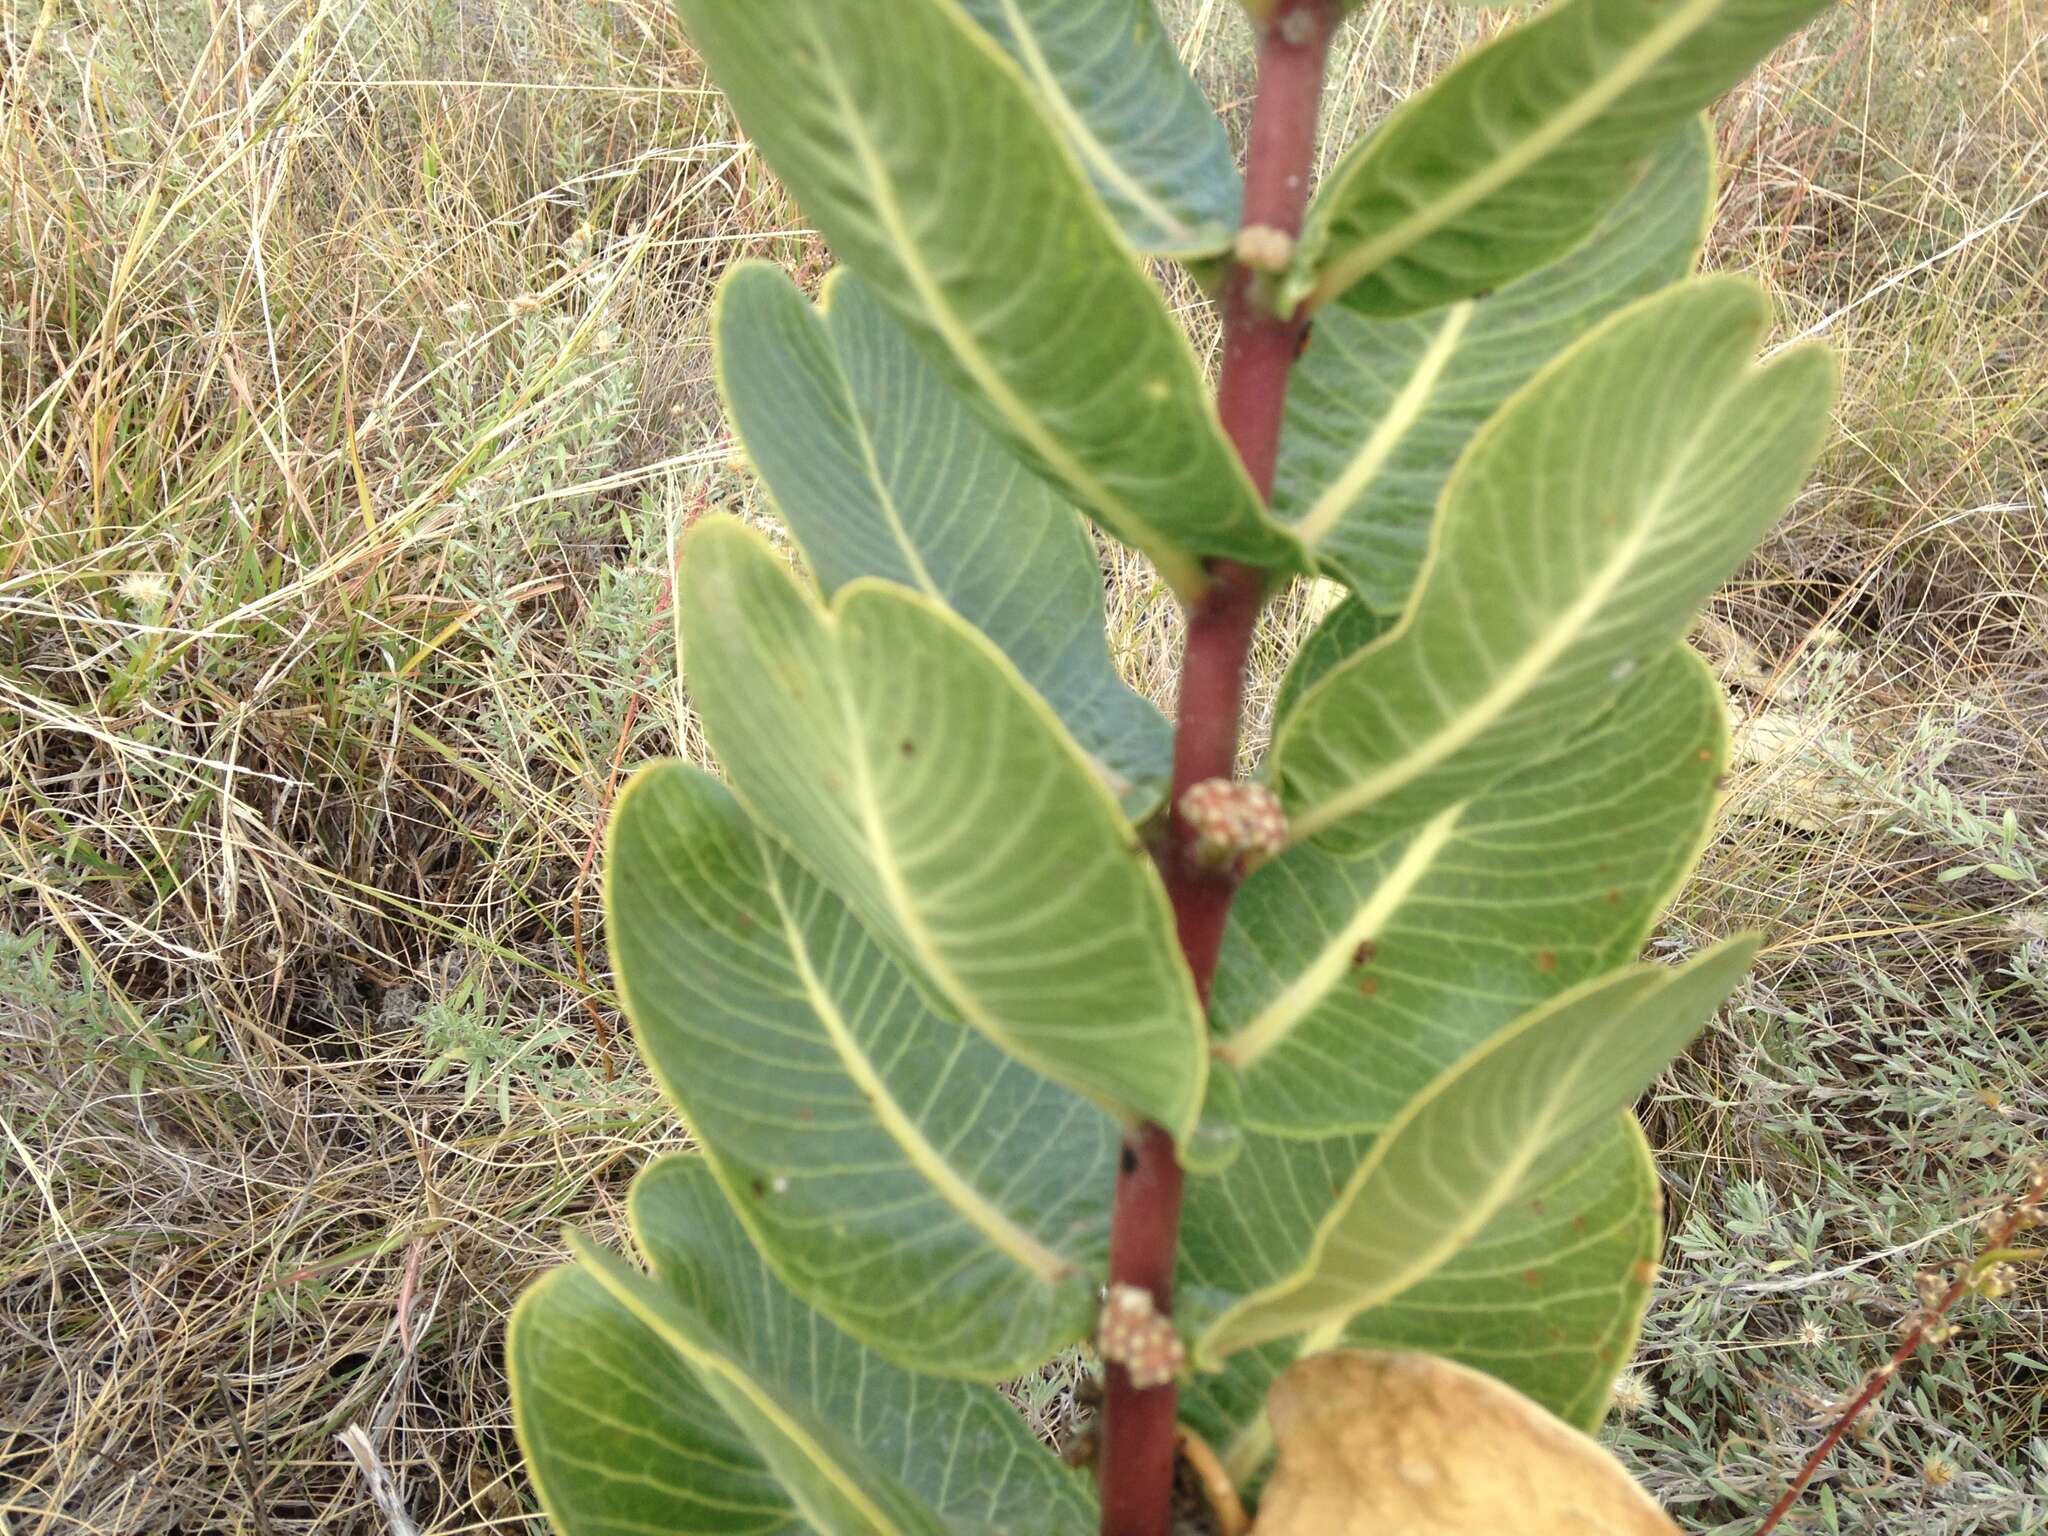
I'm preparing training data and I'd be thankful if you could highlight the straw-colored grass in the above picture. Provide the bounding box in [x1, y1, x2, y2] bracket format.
[3, 1, 2044, 1531]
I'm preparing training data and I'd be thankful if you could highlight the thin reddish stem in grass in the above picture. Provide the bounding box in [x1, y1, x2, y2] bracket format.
[1753, 1165, 2048, 1535]
[1098, 6, 1336, 1535]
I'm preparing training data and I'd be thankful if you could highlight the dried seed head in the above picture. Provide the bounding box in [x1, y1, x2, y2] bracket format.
[118, 572, 172, 611]
[1178, 779, 1287, 869]
[1922, 1452, 1958, 1488]
[1914, 1269, 1949, 1310]
[1977, 1261, 2019, 1299]
[1096, 1284, 1184, 1391]
[1608, 1370, 1656, 1418]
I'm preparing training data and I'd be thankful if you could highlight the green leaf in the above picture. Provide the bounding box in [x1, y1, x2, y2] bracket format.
[1269, 595, 1394, 731]
[1194, 936, 1754, 1362]
[1180, 1116, 1661, 1487]
[953, 0, 1240, 256]
[567, 1235, 951, 1536]
[676, 516, 1207, 1139]
[675, 0, 1299, 593]
[1291, 0, 1830, 316]
[510, 1266, 802, 1535]
[607, 762, 1116, 1380]
[715, 263, 1170, 812]
[1335, 1114, 1661, 1430]
[1275, 276, 1835, 854]
[1216, 647, 1725, 1138]
[1277, 120, 1713, 611]
[511, 1155, 1095, 1535]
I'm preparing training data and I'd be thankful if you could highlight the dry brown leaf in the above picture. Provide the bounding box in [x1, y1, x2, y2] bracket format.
[1251, 1351, 1680, 1535]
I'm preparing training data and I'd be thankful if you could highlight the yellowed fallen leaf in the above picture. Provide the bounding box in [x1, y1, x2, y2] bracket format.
[1250, 1351, 1679, 1535]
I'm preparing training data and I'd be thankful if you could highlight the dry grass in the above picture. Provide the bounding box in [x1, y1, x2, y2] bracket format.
[2, 0, 2045, 1532]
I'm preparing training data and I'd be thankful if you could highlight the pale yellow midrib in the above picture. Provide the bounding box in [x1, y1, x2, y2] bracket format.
[826, 642, 1097, 1173]
[1217, 802, 1467, 1070]
[762, 860, 1071, 1284]
[991, 0, 1192, 244]
[1216, 1002, 1646, 1482]
[818, 63, 1204, 594]
[1309, 0, 1725, 308]
[1290, 497, 1663, 846]
[584, 1249, 906, 1536]
[1293, 301, 1475, 549]
[1216, 1049, 1592, 1481]
[831, 350, 945, 603]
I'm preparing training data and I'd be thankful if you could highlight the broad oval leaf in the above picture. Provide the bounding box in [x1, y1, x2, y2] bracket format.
[676, 516, 1207, 1139]
[1291, 0, 1830, 316]
[1335, 1114, 1661, 1429]
[716, 263, 1170, 812]
[1277, 119, 1712, 610]
[1268, 595, 1394, 731]
[607, 761, 1116, 1379]
[676, 0, 1299, 593]
[1181, 1116, 1662, 1487]
[565, 1236, 949, 1536]
[1275, 276, 1835, 853]
[1196, 936, 1755, 1361]
[511, 1265, 802, 1535]
[511, 1154, 1096, 1535]
[1250, 1350, 1678, 1535]
[954, 0, 1240, 256]
[1217, 647, 1725, 1138]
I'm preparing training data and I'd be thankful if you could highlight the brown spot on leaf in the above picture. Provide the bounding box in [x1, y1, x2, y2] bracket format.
[1522, 1269, 1543, 1289]
[1535, 951, 1558, 973]
[1352, 940, 1378, 967]
[1631, 1260, 1657, 1286]
[1357, 976, 1379, 996]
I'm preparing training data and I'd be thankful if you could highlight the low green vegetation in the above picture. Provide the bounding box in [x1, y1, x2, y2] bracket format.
[2, 0, 2042, 1530]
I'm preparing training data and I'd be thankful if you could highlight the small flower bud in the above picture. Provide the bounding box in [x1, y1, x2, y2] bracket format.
[1096, 1284, 1184, 1391]
[1178, 779, 1287, 869]
[1234, 223, 1294, 274]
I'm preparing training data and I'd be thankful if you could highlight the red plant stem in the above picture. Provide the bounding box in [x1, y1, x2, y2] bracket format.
[1098, 7, 1336, 1536]
[1752, 1166, 2048, 1536]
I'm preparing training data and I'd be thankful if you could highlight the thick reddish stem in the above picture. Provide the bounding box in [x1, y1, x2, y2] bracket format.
[1098, 7, 1336, 1536]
